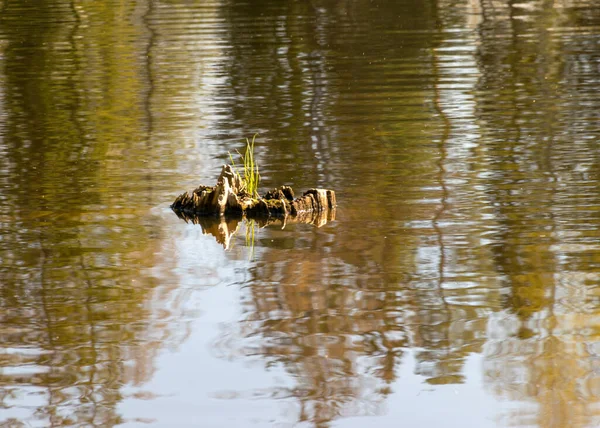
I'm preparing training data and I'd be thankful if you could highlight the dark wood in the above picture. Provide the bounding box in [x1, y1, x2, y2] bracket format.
[171, 165, 336, 223]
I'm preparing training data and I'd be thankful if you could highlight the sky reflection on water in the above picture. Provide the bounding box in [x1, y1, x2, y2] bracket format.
[1, 0, 600, 427]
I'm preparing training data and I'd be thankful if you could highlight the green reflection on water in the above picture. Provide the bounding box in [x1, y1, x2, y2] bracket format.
[0, 1, 180, 426]
[1, 0, 600, 427]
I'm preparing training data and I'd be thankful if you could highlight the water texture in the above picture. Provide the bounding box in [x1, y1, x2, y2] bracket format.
[1, 0, 600, 427]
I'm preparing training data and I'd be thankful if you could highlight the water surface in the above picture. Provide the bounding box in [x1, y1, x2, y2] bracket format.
[1, 0, 600, 427]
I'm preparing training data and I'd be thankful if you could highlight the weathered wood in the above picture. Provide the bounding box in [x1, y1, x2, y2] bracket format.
[171, 165, 336, 221]
[171, 165, 249, 216]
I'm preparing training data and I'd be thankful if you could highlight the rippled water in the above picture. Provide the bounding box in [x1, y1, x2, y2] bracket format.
[1, 0, 600, 427]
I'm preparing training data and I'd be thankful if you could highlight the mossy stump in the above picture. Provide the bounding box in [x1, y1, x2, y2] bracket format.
[171, 165, 336, 225]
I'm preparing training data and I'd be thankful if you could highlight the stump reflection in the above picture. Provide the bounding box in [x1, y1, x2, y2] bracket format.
[173, 207, 336, 250]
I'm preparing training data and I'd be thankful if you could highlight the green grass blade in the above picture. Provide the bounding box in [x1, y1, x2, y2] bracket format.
[228, 134, 260, 198]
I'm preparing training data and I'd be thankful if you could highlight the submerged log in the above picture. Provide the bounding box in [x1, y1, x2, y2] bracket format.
[171, 165, 336, 223]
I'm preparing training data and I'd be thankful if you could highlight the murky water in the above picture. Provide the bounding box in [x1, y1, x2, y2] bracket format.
[1, 0, 600, 426]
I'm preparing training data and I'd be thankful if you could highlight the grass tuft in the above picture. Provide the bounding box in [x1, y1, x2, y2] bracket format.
[229, 134, 260, 198]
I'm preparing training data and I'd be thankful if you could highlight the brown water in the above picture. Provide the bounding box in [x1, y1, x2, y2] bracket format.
[1, 0, 600, 427]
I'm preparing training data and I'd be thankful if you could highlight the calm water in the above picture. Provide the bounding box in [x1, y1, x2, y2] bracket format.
[1, 0, 600, 426]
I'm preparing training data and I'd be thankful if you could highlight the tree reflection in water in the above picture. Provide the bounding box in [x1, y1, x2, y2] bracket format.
[1, 0, 600, 426]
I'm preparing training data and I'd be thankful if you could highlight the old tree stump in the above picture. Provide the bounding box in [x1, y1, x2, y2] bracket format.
[171, 165, 336, 228]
